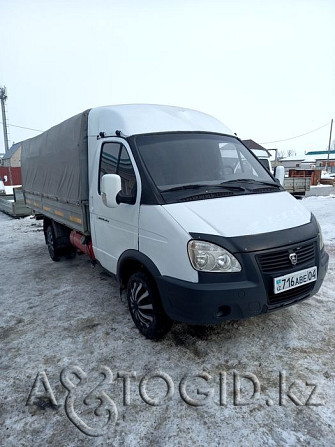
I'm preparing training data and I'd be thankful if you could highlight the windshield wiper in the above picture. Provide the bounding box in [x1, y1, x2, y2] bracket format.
[161, 183, 245, 192]
[220, 179, 280, 188]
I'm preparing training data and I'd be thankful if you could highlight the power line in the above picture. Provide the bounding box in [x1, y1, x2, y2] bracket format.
[261, 122, 330, 144]
[1, 119, 332, 143]
[0, 121, 43, 133]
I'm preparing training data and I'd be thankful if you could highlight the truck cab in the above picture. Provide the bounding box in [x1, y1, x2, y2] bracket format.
[87, 106, 328, 338]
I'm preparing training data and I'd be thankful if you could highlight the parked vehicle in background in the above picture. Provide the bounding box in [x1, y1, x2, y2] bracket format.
[249, 149, 311, 197]
[21, 105, 329, 339]
[0, 179, 5, 195]
[249, 148, 273, 173]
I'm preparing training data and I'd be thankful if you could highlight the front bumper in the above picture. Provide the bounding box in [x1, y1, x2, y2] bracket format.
[155, 247, 329, 325]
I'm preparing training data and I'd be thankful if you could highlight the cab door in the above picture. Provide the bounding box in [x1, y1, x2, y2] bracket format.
[91, 138, 141, 273]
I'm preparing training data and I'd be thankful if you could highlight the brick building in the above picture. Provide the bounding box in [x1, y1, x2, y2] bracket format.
[0, 142, 23, 186]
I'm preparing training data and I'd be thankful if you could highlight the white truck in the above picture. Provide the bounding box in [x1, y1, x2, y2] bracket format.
[21, 105, 329, 339]
[0, 179, 5, 195]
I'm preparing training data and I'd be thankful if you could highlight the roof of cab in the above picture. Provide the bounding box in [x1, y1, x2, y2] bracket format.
[88, 104, 234, 138]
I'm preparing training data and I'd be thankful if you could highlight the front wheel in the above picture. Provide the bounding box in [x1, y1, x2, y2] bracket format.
[127, 272, 172, 340]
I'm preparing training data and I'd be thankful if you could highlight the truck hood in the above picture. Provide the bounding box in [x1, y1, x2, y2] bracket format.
[162, 191, 311, 238]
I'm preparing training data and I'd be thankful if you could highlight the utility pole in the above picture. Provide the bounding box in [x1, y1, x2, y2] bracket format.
[0, 86, 9, 153]
[325, 118, 333, 171]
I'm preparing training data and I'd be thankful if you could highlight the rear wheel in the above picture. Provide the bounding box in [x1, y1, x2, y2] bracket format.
[46, 225, 60, 262]
[127, 272, 172, 339]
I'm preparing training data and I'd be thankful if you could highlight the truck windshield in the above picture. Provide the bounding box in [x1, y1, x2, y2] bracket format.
[135, 133, 277, 195]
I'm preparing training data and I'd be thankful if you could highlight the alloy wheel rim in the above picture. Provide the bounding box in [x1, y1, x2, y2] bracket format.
[47, 230, 55, 257]
[129, 281, 154, 328]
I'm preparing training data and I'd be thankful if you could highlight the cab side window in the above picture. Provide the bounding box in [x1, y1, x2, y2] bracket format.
[118, 146, 137, 198]
[99, 142, 137, 201]
[99, 143, 120, 192]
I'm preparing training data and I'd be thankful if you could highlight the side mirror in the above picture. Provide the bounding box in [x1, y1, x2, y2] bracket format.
[101, 174, 121, 208]
[274, 165, 285, 186]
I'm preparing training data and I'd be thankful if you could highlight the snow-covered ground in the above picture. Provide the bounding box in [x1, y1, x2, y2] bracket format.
[1, 196, 334, 446]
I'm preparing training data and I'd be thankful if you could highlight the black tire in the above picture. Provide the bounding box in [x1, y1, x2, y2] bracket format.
[127, 272, 172, 340]
[46, 225, 60, 262]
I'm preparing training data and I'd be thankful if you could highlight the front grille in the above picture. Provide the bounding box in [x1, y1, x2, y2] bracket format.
[268, 282, 314, 304]
[256, 240, 317, 306]
[257, 242, 315, 273]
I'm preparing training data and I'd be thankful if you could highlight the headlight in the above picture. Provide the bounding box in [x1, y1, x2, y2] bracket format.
[316, 219, 324, 250]
[187, 240, 242, 272]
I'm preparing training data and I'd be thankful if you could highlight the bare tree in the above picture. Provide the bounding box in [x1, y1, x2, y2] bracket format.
[286, 149, 297, 157]
[277, 149, 297, 159]
[277, 149, 286, 159]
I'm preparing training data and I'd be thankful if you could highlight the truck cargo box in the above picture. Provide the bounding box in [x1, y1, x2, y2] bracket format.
[284, 176, 311, 196]
[21, 110, 91, 234]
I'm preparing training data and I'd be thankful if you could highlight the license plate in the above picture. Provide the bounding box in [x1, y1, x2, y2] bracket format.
[274, 266, 317, 294]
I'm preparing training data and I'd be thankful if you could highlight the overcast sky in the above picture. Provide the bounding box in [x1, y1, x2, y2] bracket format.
[0, 0, 334, 156]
